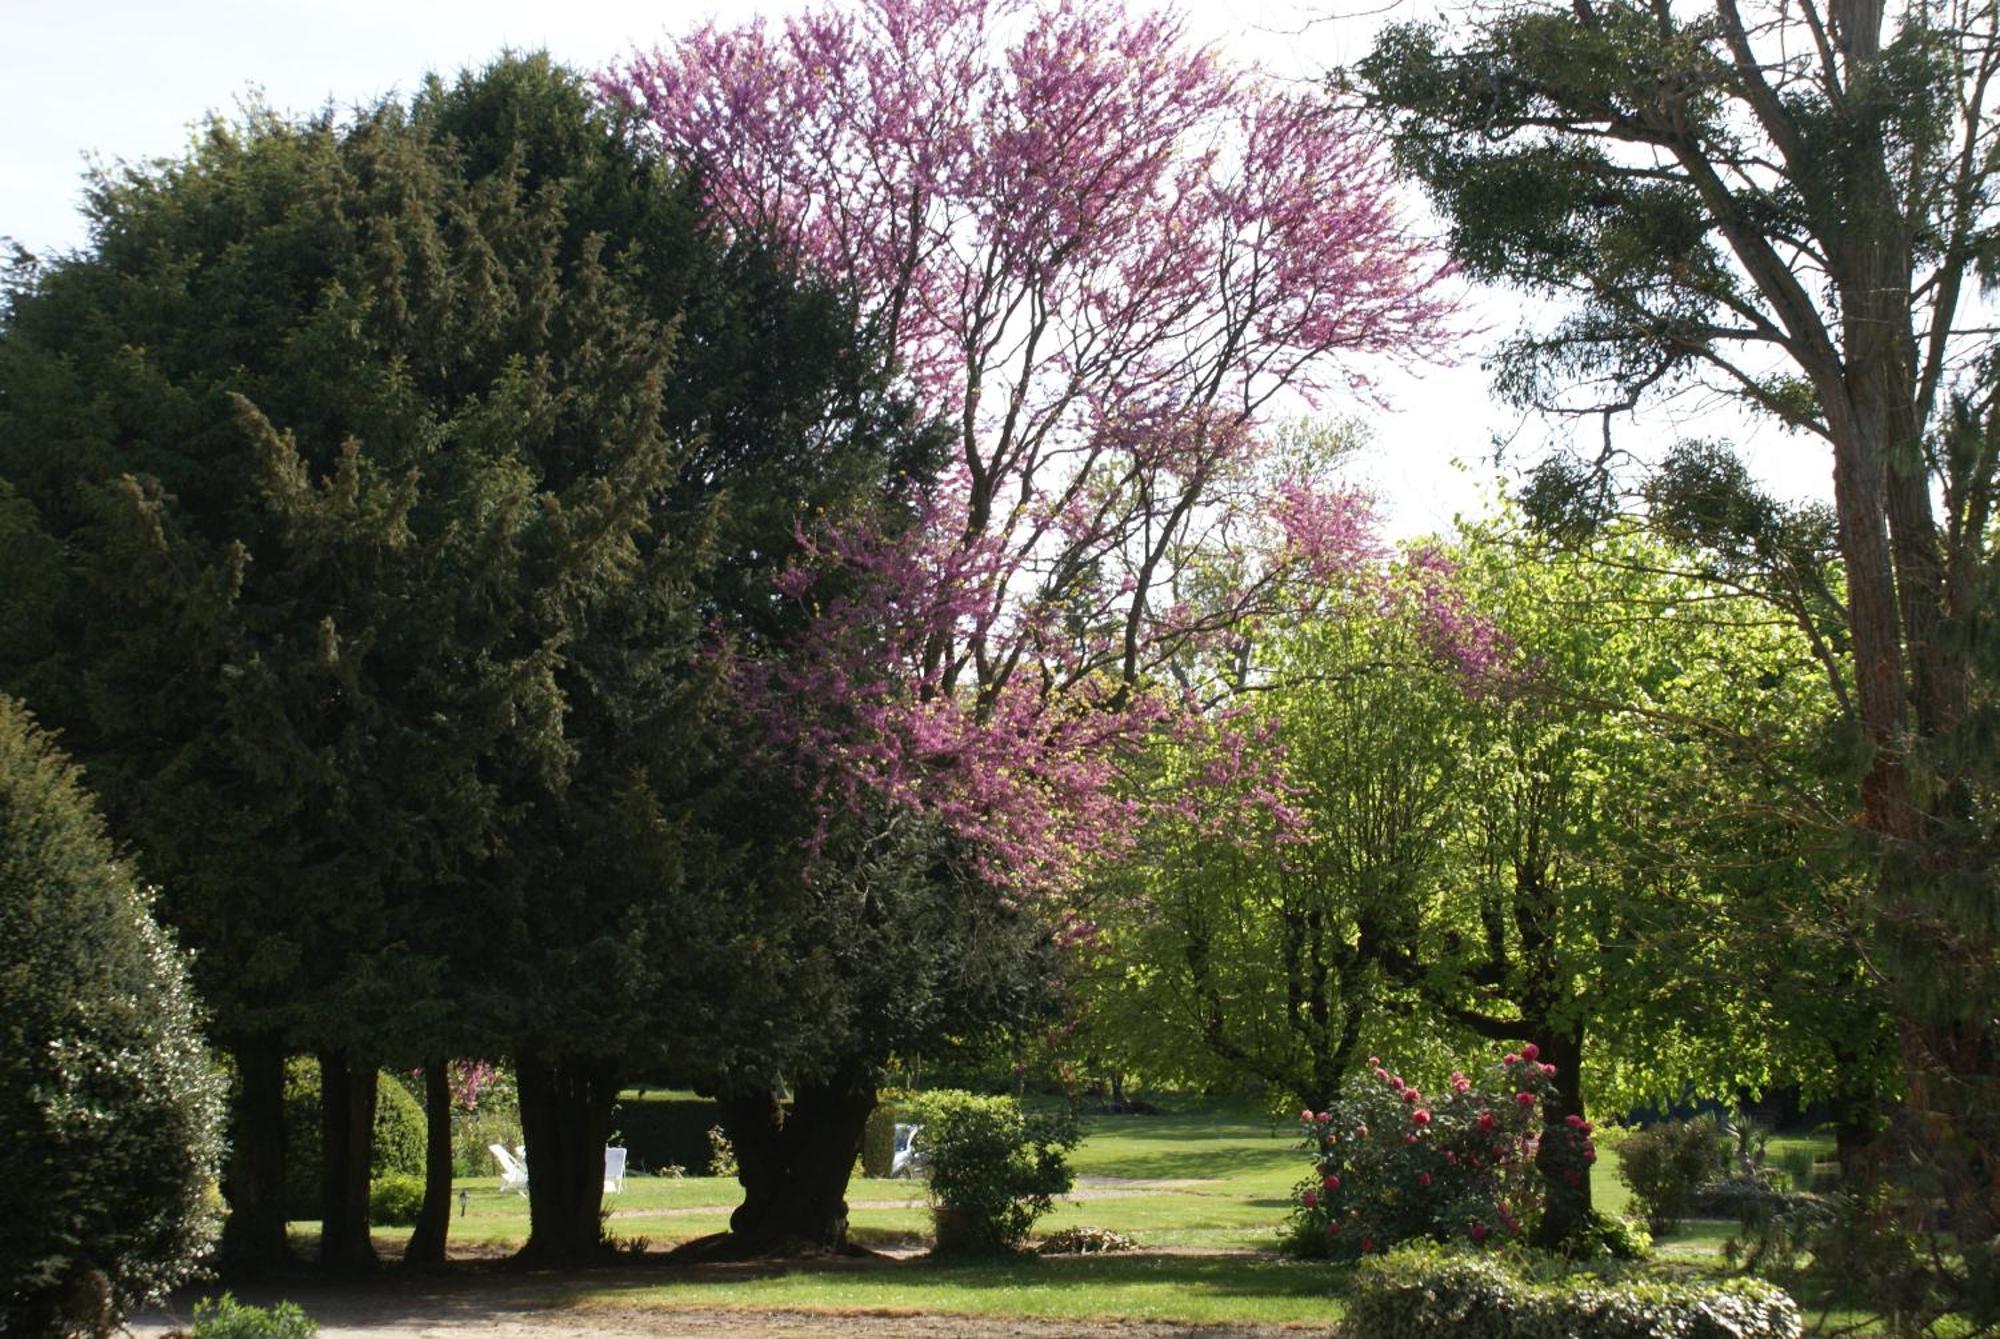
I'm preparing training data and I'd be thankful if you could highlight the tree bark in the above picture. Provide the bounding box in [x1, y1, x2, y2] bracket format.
[403, 1057, 454, 1267]
[689, 1065, 878, 1258]
[317, 1049, 380, 1270]
[218, 1035, 292, 1274]
[514, 1052, 620, 1266]
[1530, 1021, 1592, 1249]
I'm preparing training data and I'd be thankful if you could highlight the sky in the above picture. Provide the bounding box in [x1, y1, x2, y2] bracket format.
[0, 0, 1833, 537]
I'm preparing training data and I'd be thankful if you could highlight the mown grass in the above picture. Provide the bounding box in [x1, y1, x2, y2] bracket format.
[294, 1096, 1870, 1331]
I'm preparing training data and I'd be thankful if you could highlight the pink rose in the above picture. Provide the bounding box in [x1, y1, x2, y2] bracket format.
[1355, 1124, 1368, 1137]
[1503, 1053, 1520, 1065]
[1324, 1174, 1341, 1191]
[1317, 1111, 1332, 1123]
[1470, 1222, 1489, 1243]
[1404, 1133, 1419, 1145]
[1402, 1088, 1420, 1104]
[1303, 1189, 1318, 1208]
[1300, 1109, 1314, 1124]
[1565, 1113, 1584, 1128]
[1367, 1056, 1381, 1067]
[1412, 1109, 1432, 1126]
[1360, 1237, 1374, 1254]
[1476, 1112, 1497, 1131]
[1418, 1172, 1432, 1186]
[1520, 1043, 1540, 1062]
[1515, 1091, 1536, 1106]
[1541, 1063, 1559, 1078]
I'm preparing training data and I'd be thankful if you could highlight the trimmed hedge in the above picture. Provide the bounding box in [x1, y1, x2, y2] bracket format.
[1350, 1243, 1803, 1338]
[861, 1099, 903, 1178]
[281, 1060, 428, 1219]
[612, 1092, 721, 1175]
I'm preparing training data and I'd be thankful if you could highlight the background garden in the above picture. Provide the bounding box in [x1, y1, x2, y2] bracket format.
[2, 0, 1996, 1334]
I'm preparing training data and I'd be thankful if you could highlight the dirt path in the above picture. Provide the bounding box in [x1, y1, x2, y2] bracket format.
[125, 1258, 1316, 1338]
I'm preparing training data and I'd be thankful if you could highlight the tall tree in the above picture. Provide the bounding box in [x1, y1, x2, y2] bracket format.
[1358, 0, 2000, 1272]
[603, 0, 1453, 1254]
[0, 54, 928, 1269]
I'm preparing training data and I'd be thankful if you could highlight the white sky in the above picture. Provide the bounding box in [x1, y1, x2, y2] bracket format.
[0, 0, 1835, 536]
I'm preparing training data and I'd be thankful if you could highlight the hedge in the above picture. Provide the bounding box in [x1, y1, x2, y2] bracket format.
[1349, 1242, 1803, 1338]
[612, 1092, 722, 1174]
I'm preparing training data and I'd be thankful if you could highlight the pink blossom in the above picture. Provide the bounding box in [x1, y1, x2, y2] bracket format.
[1402, 1088, 1420, 1104]
[1520, 1043, 1540, 1062]
[1300, 1109, 1314, 1124]
[1515, 1091, 1536, 1107]
[1470, 1222, 1489, 1243]
[1302, 1189, 1318, 1208]
[1417, 1172, 1432, 1186]
[1476, 1112, 1497, 1131]
[1565, 1113, 1584, 1129]
[1412, 1109, 1432, 1126]
[1503, 1053, 1520, 1065]
[1360, 1237, 1374, 1254]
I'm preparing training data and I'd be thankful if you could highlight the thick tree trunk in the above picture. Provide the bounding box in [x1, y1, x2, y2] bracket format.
[317, 1049, 380, 1270]
[692, 1066, 877, 1258]
[1530, 1022, 1592, 1249]
[514, 1052, 620, 1266]
[218, 1035, 291, 1274]
[404, 1057, 454, 1267]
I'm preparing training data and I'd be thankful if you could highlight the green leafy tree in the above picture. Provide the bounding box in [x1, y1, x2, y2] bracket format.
[1356, 0, 2000, 1277]
[0, 694, 225, 1334]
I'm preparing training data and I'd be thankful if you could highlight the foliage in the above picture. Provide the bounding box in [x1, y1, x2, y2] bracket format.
[860, 1100, 902, 1179]
[908, 1090, 1078, 1255]
[1559, 1210, 1651, 1263]
[1616, 1117, 1727, 1233]
[704, 1125, 737, 1179]
[0, 694, 225, 1334]
[280, 1058, 427, 1218]
[609, 1094, 722, 1179]
[188, 1294, 318, 1339]
[368, 1174, 426, 1228]
[1037, 1226, 1138, 1255]
[1349, 1241, 1803, 1338]
[1285, 1046, 1590, 1259]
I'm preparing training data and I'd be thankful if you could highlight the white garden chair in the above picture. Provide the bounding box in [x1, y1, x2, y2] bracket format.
[890, 1123, 925, 1178]
[603, 1145, 628, 1194]
[489, 1142, 529, 1195]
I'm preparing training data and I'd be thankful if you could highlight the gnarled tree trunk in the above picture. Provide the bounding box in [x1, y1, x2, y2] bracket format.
[514, 1052, 620, 1266]
[1528, 1022, 1591, 1248]
[689, 1064, 877, 1258]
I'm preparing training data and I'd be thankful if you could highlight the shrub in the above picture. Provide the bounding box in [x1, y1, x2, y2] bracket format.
[0, 695, 226, 1335]
[281, 1059, 428, 1219]
[1350, 1241, 1804, 1338]
[908, 1090, 1078, 1255]
[610, 1093, 720, 1176]
[368, 1173, 426, 1227]
[1617, 1116, 1726, 1233]
[860, 1099, 902, 1178]
[704, 1124, 737, 1177]
[1285, 1045, 1594, 1259]
[1037, 1226, 1137, 1255]
[189, 1293, 318, 1338]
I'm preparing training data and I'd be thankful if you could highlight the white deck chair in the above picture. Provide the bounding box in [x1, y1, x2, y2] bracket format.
[603, 1145, 628, 1194]
[490, 1142, 529, 1195]
[890, 1123, 925, 1178]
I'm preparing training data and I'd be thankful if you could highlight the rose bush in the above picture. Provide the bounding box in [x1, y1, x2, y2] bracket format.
[1283, 1045, 1596, 1259]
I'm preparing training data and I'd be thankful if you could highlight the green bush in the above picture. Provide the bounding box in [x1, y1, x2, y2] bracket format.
[1560, 1210, 1653, 1262]
[908, 1090, 1077, 1255]
[705, 1124, 737, 1177]
[189, 1293, 318, 1338]
[1350, 1242, 1803, 1338]
[0, 695, 226, 1335]
[281, 1059, 428, 1218]
[860, 1099, 903, 1178]
[368, 1173, 426, 1227]
[1616, 1116, 1726, 1232]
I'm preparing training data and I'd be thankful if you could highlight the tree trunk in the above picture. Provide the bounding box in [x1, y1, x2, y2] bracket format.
[695, 1066, 877, 1258]
[218, 1035, 291, 1274]
[514, 1052, 620, 1266]
[317, 1049, 380, 1270]
[1530, 1022, 1592, 1249]
[403, 1057, 453, 1267]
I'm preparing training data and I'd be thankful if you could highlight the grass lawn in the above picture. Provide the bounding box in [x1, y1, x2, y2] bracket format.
[291, 1097, 1853, 1331]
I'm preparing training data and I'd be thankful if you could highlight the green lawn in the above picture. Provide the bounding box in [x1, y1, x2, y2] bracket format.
[304, 1097, 1843, 1331]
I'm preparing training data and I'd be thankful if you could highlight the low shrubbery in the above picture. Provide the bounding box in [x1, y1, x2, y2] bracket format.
[860, 1099, 903, 1178]
[1285, 1045, 1593, 1258]
[908, 1090, 1078, 1255]
[187, 1293, 318, 1338]
[1617, 1116, 1727, 1233]
[1349, 1242, 1803, 1338]
[368, 1173, 425, 1227]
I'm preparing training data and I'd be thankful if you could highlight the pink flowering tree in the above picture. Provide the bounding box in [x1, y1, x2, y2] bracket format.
[603, 0, 1453, 1255]
[607, 0, 1452, 895]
